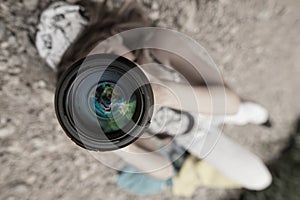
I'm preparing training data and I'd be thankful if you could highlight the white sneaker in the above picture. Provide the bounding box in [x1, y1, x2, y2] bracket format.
[224, 102, 269, 126]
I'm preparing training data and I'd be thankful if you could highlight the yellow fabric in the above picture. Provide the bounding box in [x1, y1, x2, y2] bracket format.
[172, 155, 241, 197]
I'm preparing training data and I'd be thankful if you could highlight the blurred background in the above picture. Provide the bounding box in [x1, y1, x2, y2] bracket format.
[0, 0, 299, 199]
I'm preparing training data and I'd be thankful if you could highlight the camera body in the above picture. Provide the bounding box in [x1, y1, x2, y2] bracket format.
[55, 54, 154, 151]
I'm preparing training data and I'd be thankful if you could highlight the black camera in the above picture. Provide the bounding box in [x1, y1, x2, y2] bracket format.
[55, 54, 154, 151]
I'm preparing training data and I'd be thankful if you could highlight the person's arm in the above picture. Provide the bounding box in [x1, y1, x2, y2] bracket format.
[139, 49, 241, 115]
[151, 80, 241, 115]
[113, 141, 174, 180]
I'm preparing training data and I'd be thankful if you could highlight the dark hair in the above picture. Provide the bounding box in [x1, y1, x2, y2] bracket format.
[57, 0, 151, 78]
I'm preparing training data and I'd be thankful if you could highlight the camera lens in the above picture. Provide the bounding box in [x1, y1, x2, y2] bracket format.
[55, 54, 154, 151]
[93, 81, 137, 133]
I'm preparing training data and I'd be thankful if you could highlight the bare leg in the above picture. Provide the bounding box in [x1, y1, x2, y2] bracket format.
[113, 139, 174, 180]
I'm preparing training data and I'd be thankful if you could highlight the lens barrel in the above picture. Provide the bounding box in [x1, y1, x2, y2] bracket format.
[55, 54, 154, 151]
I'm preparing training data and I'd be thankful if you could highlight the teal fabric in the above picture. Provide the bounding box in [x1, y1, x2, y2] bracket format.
[117, 165, 172, 195]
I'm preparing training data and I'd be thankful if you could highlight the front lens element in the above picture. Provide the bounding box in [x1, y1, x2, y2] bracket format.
[55, 54, 153, 151]
[93, 81, 137, 133]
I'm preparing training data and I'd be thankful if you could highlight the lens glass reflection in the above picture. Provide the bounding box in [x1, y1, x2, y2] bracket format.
[93, 81, 137, 133]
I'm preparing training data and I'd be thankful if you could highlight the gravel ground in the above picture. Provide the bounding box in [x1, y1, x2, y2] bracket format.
[0, 0, 299, 199]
